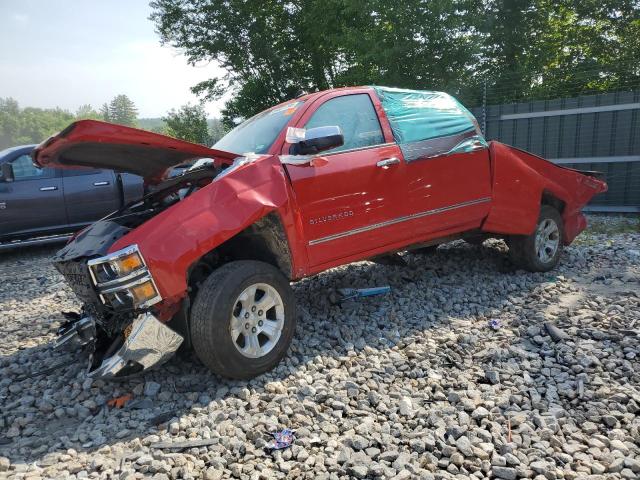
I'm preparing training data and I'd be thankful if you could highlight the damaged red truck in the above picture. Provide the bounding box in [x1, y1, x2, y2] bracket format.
[33, 86, 607, 380]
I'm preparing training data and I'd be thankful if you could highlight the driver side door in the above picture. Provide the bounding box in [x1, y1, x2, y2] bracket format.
[282, 91, 407, 269]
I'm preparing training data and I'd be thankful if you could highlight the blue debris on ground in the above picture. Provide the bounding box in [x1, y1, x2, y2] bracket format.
[266, 429, 296, 450]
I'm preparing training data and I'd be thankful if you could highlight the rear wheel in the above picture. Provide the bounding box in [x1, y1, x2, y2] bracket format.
[190, 260, 297, 379]
[508, 205, 563, 272]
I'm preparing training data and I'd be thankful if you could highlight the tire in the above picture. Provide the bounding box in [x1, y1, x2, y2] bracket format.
[190, 260, 297, 379]
[508, 205, 564, 272]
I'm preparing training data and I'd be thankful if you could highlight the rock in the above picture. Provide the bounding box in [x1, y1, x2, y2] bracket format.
[610, 439, 630, 455]
[144, 381, 161, 397]
[455, 436, 474, 457]
[204, 467, 223, 480]
[349, 435, 370, 451]
[379, 450, 400, 463]
[349, 465, 369, 479]
[337, 447, 352, 464]
[472, 406, 490, 421]
[392, 452, 412, 471]
[0, 218, 638, 480]
[398, 397, 414, 417]
[492, 466, 518, 480]
[485, 370, 500, 384]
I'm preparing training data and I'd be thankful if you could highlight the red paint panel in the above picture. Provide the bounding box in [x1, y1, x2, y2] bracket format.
[33, 120, 237, 183]
[397, 149, 492, 238]
[482, 142, 607, 243]
[108, 156, 306, 304]
[284, 143, 407, 266]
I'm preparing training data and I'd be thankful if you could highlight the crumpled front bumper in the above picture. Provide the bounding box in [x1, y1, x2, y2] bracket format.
[56, 312, 183, 379]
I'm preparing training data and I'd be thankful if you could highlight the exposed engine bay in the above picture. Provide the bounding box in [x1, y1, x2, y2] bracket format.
[52, 163, 222, 378]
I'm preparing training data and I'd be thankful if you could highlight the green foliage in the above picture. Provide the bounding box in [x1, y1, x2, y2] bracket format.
[0, 98, 75, 149]
[138, 118, 168, 133]
[105, 94, 138, 126]
[150, 0, 640, 119]
[162, 103, 211, 145]
[75, 104, 101, 120]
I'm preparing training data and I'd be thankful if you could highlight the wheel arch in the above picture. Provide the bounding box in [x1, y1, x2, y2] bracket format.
[186, 211, 294, 295]
[541, 189, 566, 214]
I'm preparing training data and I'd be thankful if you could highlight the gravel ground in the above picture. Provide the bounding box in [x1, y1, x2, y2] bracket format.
[1, 216, 639, 480]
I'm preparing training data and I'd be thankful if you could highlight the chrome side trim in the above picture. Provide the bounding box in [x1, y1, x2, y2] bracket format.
[308, 197, 491, 246]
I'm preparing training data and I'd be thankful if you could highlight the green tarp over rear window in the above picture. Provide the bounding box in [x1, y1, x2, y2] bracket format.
[371, 86, 487, 161]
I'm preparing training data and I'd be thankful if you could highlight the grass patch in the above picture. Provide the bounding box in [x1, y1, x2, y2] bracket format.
[585, 215, 640, 235]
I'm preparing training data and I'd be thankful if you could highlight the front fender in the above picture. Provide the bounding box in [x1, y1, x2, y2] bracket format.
[108, 156, 304, 307]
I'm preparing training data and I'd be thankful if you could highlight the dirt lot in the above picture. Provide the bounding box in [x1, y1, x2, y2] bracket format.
[1, 216, 639, 480]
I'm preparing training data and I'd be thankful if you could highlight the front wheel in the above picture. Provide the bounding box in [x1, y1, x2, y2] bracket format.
[190, 260, 297, 379]
[508, 205, 564, 272]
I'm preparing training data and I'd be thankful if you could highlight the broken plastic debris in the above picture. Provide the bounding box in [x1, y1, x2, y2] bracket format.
[266, 428, 296, 450]
[488, 319, 502, 330]
[107, 393, 133, 409]
[337, 286, 391, 302]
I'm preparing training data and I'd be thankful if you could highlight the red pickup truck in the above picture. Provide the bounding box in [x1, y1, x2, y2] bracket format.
[34, 86, 606, 380]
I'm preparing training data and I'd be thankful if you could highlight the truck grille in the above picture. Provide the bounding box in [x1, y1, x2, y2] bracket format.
[55, 259, 100, 305]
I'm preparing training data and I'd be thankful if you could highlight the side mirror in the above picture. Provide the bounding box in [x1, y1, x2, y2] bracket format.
[0, 163, 14, 182]
[289, 126, 344, 155]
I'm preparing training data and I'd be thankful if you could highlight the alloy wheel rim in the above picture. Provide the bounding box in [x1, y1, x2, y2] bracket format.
[535, 218, 560, 263]
[230, 282, 285, 359]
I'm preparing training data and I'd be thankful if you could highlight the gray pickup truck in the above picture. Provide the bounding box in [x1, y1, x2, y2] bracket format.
[0, 145, 143, 250]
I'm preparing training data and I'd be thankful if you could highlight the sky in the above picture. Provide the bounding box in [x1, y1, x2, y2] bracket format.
[0, 0, 227, 118]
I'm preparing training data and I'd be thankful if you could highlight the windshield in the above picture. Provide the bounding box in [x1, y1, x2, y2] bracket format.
[213, 101, 304, 154]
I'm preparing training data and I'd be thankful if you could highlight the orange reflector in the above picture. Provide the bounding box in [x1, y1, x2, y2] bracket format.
[116, 252, 143, 274]
[130, 280, 157, 303]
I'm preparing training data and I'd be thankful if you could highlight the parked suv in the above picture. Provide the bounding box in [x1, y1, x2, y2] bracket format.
[0, 144, 143, 249]
[34, 86, 607, 380]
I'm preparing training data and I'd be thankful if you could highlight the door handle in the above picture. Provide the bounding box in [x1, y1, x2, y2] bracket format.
[40, 186, 58, 191]
[93, 181, 109, 186]
[376, 157, 400, 169]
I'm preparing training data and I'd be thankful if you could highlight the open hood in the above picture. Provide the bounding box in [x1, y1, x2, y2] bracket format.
[33, 120, 239, 183]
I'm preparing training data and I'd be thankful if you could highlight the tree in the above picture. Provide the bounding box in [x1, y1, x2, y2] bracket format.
[0, 98, 21, 149]
[150, 0, 640, 115]
[75, 104, 101, 120]
[0, 98, 108, 149]
[100, 102, 111, 122]
[107, 94, 138, 126]
[163, 103, 211, 145]
[151, 0, 485, 125]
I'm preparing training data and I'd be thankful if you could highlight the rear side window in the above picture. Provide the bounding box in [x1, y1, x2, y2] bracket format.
[11, 154, 55, 180]
[305, 94, 384, 153]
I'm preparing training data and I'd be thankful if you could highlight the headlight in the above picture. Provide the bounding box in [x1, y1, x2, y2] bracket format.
[111, 251, 144, 276]
[88, 245, 162, 309]
[129, 279, 159, 305]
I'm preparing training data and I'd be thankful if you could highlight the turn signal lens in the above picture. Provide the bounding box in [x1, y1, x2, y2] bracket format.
[130, 280, 158, 305]
[112, 252, 144, 276]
